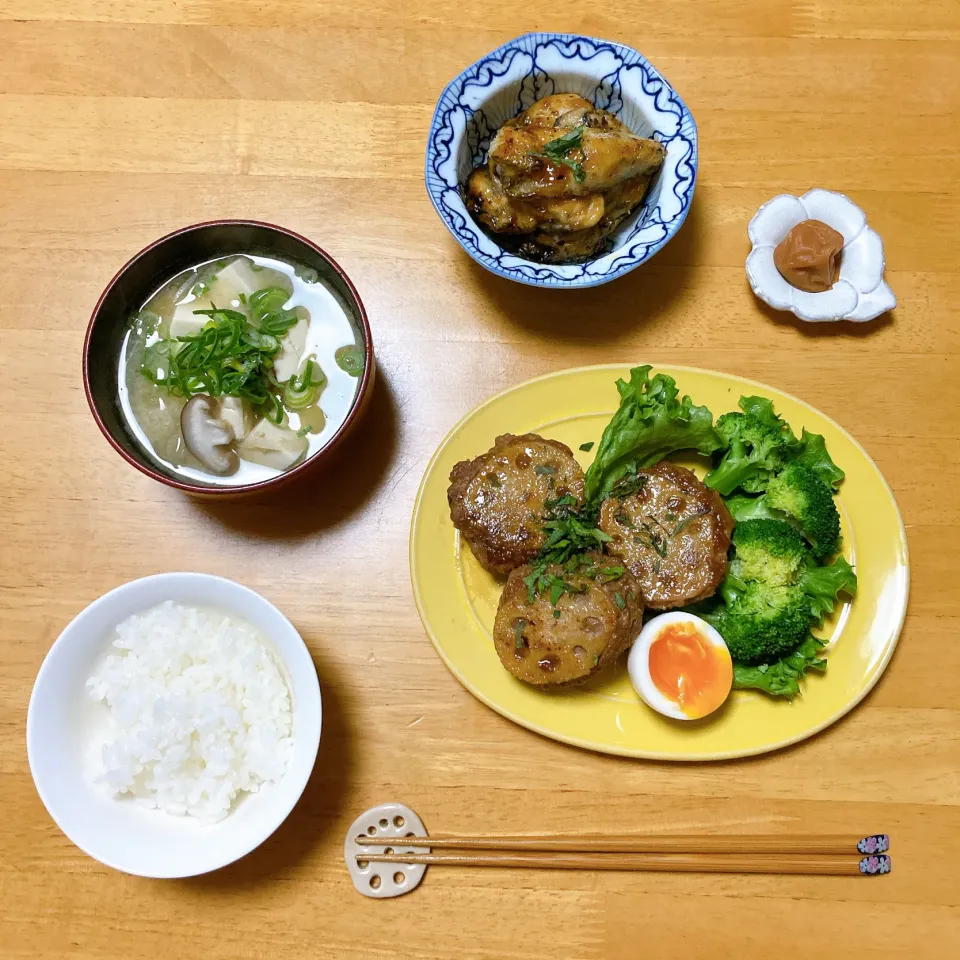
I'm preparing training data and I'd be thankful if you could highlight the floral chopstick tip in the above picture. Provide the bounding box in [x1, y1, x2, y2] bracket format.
[859, 854, 891, 875]
[857, 834, 890, 855]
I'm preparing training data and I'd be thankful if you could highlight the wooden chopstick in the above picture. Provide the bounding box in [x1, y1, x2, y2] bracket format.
[358, 851, 890, 876]
[355, 833, 889, 856]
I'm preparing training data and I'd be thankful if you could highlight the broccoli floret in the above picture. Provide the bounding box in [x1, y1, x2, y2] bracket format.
[799, 555, 858, 622]
[706, 581, 810, 664]
[738, 396, 797, 436]
[766, 463, 841, 560]
[731, 519, 808, 586]
[717, 572, 747, 607]
[703, 396, 800, 496]
[703, 412, 791, 496]
[724, 494, 781, 523]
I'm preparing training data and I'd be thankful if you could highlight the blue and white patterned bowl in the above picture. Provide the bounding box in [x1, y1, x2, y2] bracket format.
[425, 33, 698, 289]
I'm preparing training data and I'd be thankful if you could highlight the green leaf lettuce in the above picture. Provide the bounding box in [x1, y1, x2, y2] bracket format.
[732, 635, 828, 699]
[799, 555, 858, 622]
[789, 428, 845, 490]
[583, 366, 722, 503]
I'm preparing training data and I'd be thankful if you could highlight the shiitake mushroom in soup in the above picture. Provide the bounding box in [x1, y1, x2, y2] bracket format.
[118, 255, 364, 485]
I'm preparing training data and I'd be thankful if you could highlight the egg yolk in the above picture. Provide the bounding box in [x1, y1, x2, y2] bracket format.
[648, 622, 733, 719]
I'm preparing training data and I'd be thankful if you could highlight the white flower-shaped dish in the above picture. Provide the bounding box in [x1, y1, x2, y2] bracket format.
[746, 189, 895, 322]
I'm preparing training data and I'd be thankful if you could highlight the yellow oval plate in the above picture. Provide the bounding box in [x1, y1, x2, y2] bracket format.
[410, 365, 908, 760]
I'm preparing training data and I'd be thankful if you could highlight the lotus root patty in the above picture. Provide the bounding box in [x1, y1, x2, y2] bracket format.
[492, 553, 642, 686]
[447, 433, 585, 576]
[597, 461, 733, 610]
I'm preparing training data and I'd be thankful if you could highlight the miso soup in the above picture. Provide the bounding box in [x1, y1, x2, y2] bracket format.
[118, 255, 364, 485]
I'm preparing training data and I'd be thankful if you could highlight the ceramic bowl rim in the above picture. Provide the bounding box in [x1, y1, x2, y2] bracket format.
[26, 572, 322, 878]
[424, 31, 699, 288]
[83, 219, 374, 495]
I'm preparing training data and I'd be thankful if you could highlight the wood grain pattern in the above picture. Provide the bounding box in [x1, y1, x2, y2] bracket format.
[2, 4, 959, 958]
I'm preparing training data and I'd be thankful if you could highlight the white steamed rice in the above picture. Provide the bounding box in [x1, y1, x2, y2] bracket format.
[86, 601, 293, 822]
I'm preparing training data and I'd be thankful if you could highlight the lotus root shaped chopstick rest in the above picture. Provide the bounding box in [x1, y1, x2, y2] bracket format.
[344, 803, 430, 898]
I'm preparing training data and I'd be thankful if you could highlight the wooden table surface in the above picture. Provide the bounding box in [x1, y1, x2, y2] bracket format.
[3, 2, 959, 957]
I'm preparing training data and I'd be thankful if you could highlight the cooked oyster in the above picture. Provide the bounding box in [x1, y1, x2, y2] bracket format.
[464, 94, 665, 264]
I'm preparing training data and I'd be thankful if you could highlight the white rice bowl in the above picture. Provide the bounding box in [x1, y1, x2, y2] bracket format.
[87, 601, 294, 822]
[27, 573, 322, 878]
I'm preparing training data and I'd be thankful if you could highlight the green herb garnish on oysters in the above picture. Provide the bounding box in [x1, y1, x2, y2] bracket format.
[530, 125, 588, 183]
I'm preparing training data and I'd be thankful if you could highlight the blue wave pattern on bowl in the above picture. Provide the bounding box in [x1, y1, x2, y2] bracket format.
[425, 33, 698, 288]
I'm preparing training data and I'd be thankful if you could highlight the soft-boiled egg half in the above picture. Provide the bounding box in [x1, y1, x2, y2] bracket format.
[628, 612, 733, 720]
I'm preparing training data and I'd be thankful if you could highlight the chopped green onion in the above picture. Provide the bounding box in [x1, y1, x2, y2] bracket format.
[192, 305, 247, 324]
[140, 339, 180, 383]
[257, 333, 280, 354]
[283, 385, 318, 411]
[335, 344, 365, 377]
[263, 392, 284, 424]
[138, 290, 309, 414]
[282, 378, 317, 408]
[295, 356, 326, 389]
[247, 286, 298, 339]
[282, 357, 326, 411]
[247, 286, 289, 317]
